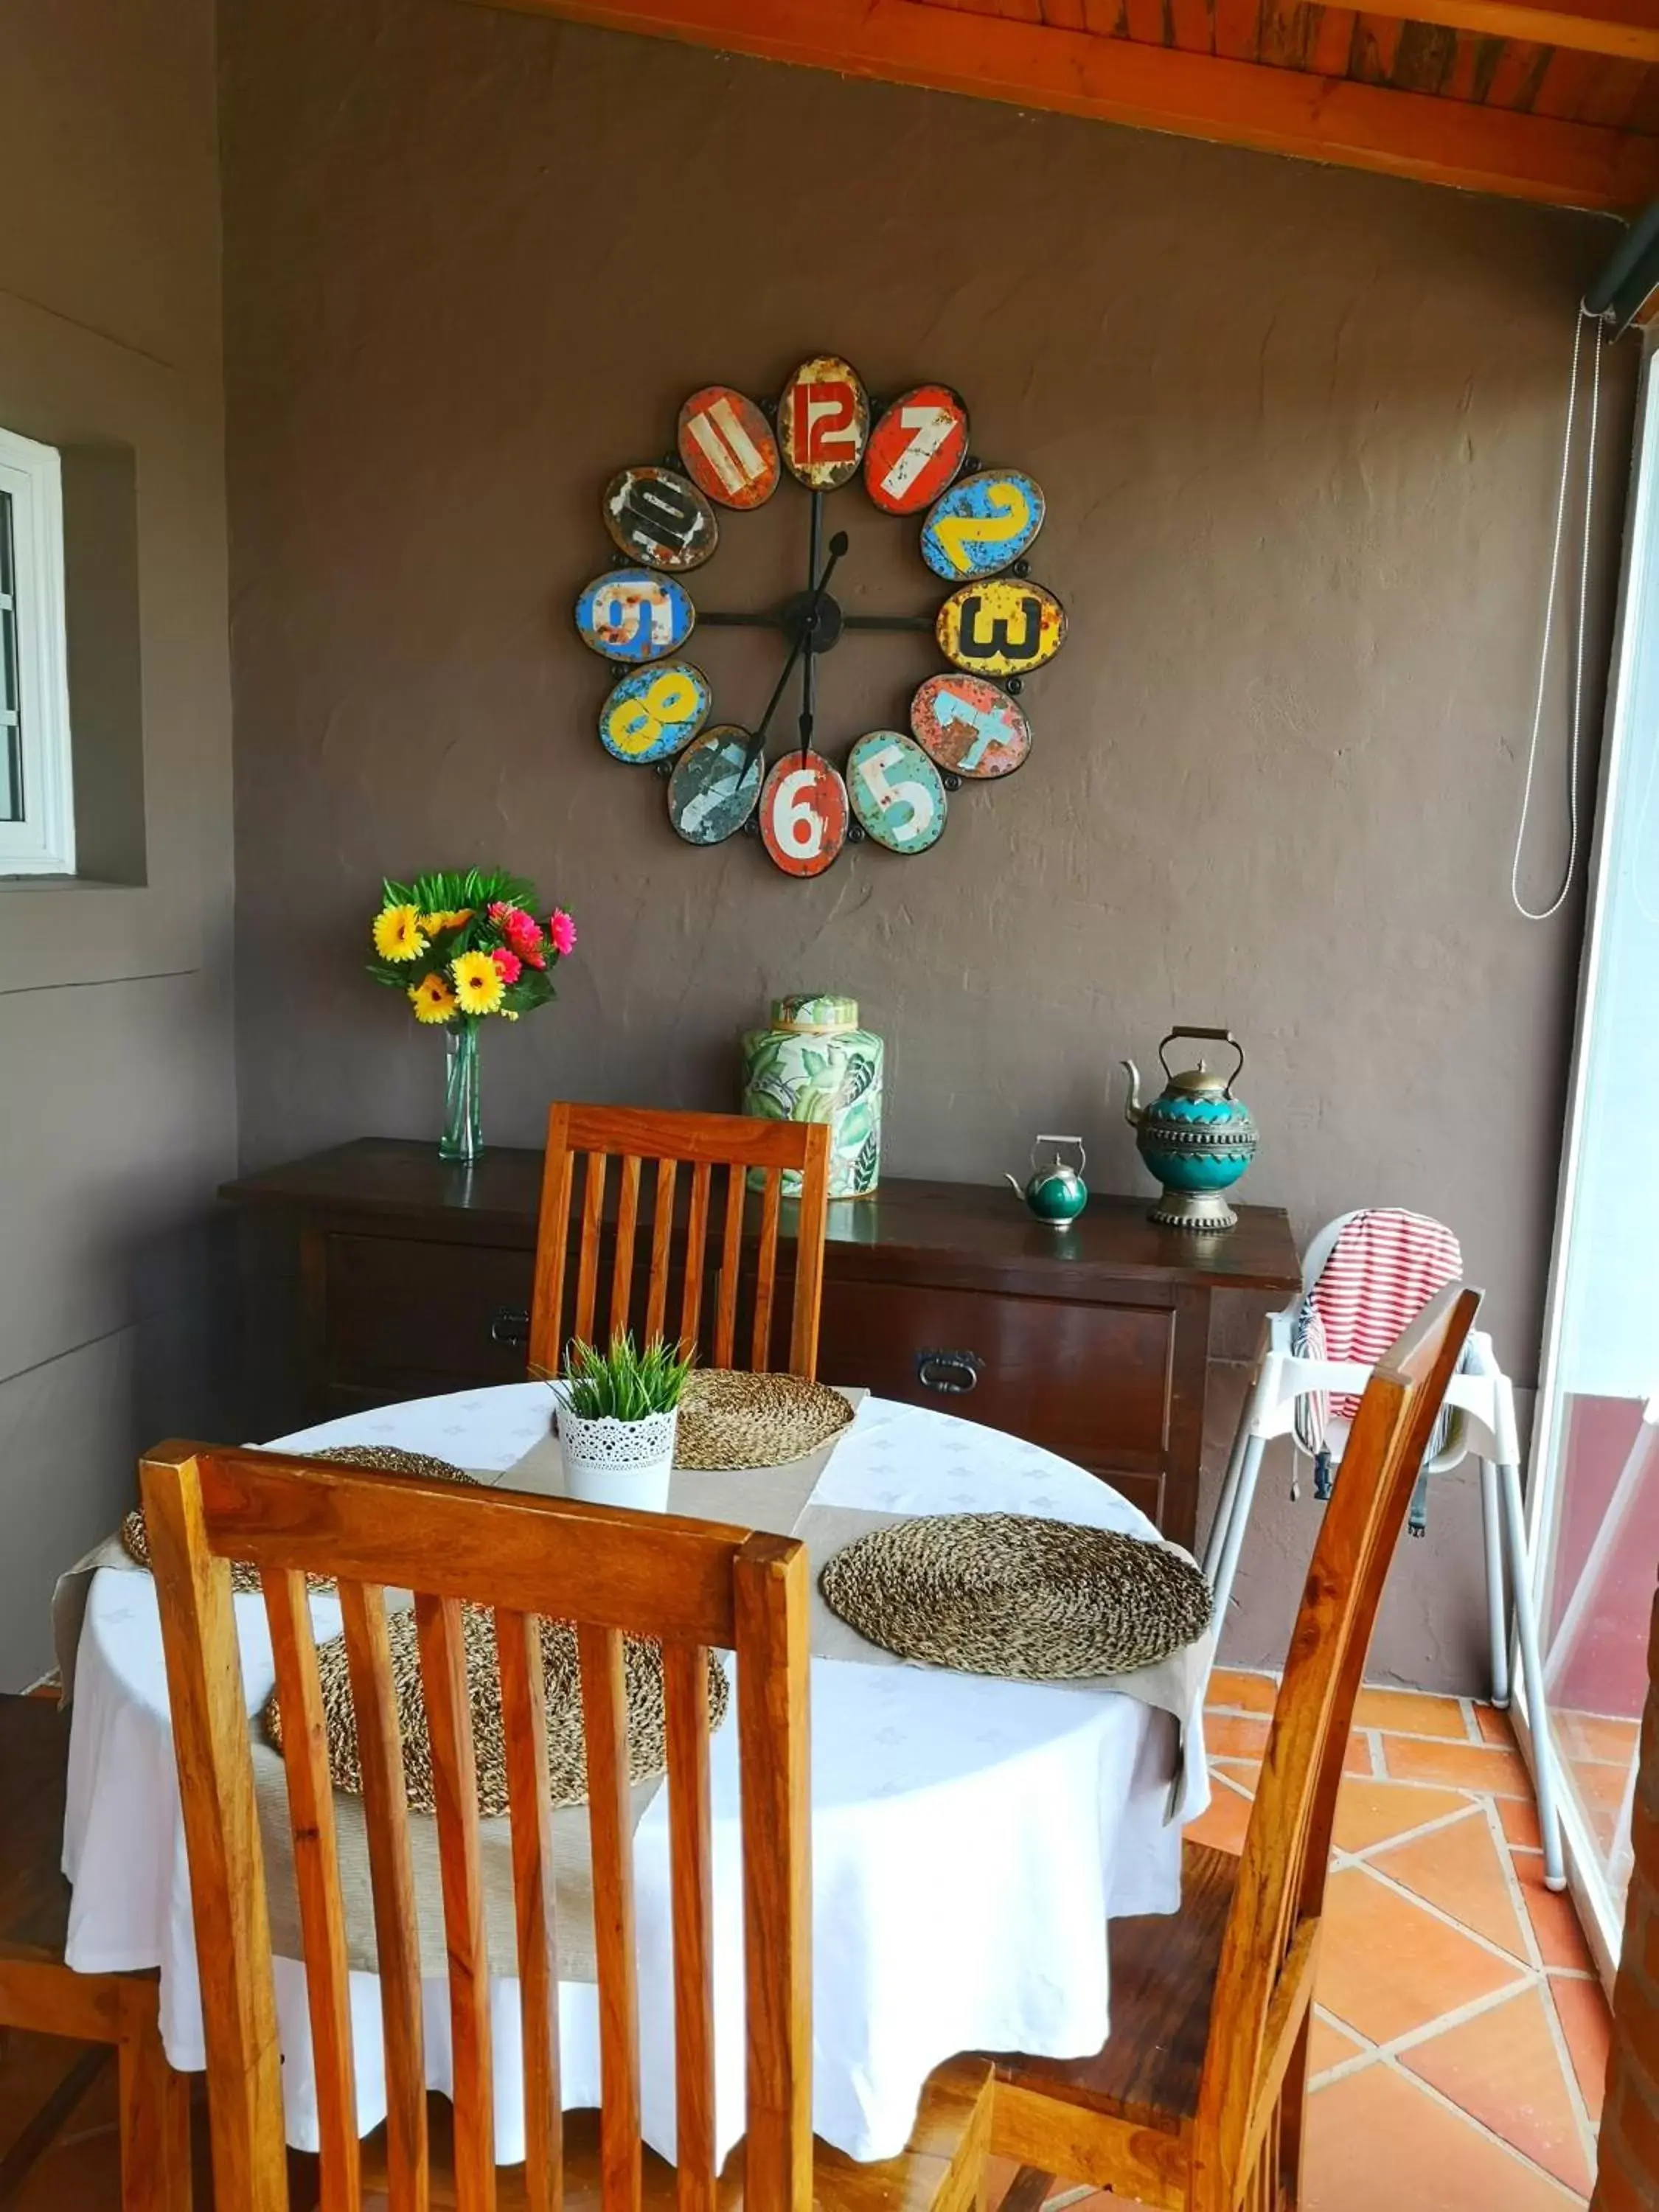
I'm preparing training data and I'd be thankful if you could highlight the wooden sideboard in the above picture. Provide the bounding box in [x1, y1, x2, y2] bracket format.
[220, 1138, 1301, 1550]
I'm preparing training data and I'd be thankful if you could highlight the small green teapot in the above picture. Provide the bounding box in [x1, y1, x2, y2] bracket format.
[1006, 1134, 1089, 1227]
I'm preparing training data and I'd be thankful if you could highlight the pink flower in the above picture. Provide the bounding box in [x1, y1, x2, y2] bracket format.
[487, 900, 518, 925]
[504, 908, 542, 953]
[549, 909, 577, 957]
[522, 946, 546, 970]
[491, 947, 523, 984]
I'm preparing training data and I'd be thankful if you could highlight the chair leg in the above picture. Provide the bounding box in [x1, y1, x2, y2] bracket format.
[118, 1998, 193, 2212]
[1498, 1460, 1566, 1892]
[1479, 1458, 1510, 1710]
[1210, 1434, 1267, 1637]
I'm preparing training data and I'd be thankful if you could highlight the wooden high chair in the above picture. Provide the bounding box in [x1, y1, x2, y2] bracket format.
[529, 1104, 832, 1382]
[138, 1441, 992, 2211]
[990, 1282, 1479, 2212]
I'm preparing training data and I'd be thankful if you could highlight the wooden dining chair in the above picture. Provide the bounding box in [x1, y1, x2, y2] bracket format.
[528, 1104, 833, 1383]
[988, 1281, 1481, 2212]
[0, 1692, 193, 2210]
[138, 1441, 992, 2212]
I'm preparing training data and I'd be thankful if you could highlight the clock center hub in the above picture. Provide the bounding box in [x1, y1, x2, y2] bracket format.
[780, 588, 844, 655]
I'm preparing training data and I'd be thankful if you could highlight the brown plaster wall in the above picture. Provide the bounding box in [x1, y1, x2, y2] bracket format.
[220, 0, 1635, 1688]
[1, 1, 235, 1683]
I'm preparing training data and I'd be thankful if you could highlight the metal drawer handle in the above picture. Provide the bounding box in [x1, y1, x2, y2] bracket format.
[916, 1349, 984, 1396]
[490, 1304, 530, 1348]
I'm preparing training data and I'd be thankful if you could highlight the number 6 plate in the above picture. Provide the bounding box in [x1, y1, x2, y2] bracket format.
[759, 753, 849, 877]
[847, 731, 947, 855]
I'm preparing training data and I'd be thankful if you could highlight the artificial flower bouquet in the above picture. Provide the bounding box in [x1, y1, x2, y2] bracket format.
[367, 866, 576, 1026]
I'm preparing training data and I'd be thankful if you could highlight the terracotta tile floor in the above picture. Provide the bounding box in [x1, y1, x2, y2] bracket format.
[1, 1674, 1616, 2211]
[987, 1669, 1615, 2211]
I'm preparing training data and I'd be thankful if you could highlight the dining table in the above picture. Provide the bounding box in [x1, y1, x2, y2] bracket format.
[57, 1383, 1211, 2171]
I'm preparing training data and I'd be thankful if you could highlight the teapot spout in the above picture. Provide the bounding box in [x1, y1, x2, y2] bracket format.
[1004, 1172, 1026, 1198]
[1120, 1059, 1144, 1129]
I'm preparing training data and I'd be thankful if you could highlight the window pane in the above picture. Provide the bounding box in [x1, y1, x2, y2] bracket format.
[0, 486, 21, 823]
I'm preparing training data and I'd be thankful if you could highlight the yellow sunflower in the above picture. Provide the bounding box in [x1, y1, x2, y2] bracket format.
[408, 971, 456, 1024]
[373, 904, 426, 962]
[419, 906, 473, 935]
[451, 949, 505, 1016]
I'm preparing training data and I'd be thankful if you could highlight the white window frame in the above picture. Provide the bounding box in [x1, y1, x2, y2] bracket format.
[0, 425, 74, 875]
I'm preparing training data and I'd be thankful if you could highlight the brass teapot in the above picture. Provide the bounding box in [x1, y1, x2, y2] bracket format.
[1122, 1027, 1258, 1232]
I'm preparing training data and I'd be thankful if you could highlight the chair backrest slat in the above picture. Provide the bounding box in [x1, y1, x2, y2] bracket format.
[527, 1106, 832, 1382]
[495, 1607, 563, 2212]
[337, 1580, 429, 2212]
[1191, 1282, 1478, 2212]
[578, 1622, 644, 2212]
[262, 1568, 362, 2212]
[750, 1169, 782, 1371]
[412, 1593, 496, 2212]
[734, 1536, 813, 2212]
[680, 1160, 712, 1356]
[645, 1158, 678, 1346]
[139, 1468, 288, 2212]
[713, 1164, 745, 1370]
[662, 1646, 717, 2212]
[610, 1156, 643, 1345]
[574, 1152, 608, 1348]
[142, 1445, 811, 2212]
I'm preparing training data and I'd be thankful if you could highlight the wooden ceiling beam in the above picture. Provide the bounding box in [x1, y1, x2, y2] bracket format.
[1322, 0, 1659, 66]
[472, 0, 1659, 210]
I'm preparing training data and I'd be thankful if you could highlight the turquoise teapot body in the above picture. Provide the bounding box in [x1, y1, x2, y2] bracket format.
[1006, 1133, 1089, 1227]
[1122, 1027, 1258, 1232]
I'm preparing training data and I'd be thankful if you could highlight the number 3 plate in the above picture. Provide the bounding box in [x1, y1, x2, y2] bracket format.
[759, 753, 849, 876]
[847, 731, 947, 854]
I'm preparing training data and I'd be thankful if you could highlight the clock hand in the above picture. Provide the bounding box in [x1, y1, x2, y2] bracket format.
[740, 526, 847, 779]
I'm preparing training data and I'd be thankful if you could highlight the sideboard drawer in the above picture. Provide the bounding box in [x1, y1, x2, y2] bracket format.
[818, 1279, 1174, 1474]
[317, 1232, 535, 1399]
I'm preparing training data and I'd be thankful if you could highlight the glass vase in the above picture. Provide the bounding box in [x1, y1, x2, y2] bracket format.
[440, 1020, 482, 1164]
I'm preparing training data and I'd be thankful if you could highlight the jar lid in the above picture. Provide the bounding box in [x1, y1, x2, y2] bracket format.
[770, 992, 858, 1034]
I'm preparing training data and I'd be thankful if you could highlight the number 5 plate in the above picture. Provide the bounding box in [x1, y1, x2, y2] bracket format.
[847, 731, 947, 854]
[760, 753, 849, 876]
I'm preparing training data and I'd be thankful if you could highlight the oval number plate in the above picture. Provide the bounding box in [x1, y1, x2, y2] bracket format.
[779, 356, 869, 490]
[936, 579, 1065, 676]
[760, 753, 849, 875]
[863, 386, 969, 515]
[599, 661, 712, 765]
[910, 672, 1032, 779]
[678, 386, 780, 511]
[846, 731, 947, 854]
[602, 466, 718, 571]
[667, 727, 764, 844]
[920, 470, 1046, 581]
[575, 568, 696, 663]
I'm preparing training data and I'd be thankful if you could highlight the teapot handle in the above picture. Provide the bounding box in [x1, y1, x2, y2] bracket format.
[1033, 1133, 1087, 1174]
[1158, 1026, 1245, 1096]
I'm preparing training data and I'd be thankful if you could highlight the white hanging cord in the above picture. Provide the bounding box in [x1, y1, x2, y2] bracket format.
[1512, 303, 1604, 922]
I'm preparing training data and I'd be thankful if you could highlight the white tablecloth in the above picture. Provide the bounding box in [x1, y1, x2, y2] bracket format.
[62, 1388, 1206, 2166]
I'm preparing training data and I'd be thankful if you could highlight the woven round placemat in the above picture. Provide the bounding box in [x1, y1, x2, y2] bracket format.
[262, 1606, 729, 1816]
[120, 1444, 476, 1595]
[672, 1368, 853, 1471]
[818, 1512, 1213, 1680]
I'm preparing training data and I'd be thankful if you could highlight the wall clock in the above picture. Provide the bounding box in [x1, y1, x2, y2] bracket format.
[573, 356, 1066, 877]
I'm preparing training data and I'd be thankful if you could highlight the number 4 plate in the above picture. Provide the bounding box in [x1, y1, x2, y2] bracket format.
[847, 731, 947, 854]
[760, 754, 849, 876]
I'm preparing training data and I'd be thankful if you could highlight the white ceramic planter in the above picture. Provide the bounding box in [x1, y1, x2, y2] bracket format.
[557, 1402, 678, 1513]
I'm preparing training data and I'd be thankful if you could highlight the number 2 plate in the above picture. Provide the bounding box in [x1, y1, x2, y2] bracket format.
[847, 731, 947, 854]
[921, 470, 1046, 581]
[759, 753, 849, 876]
